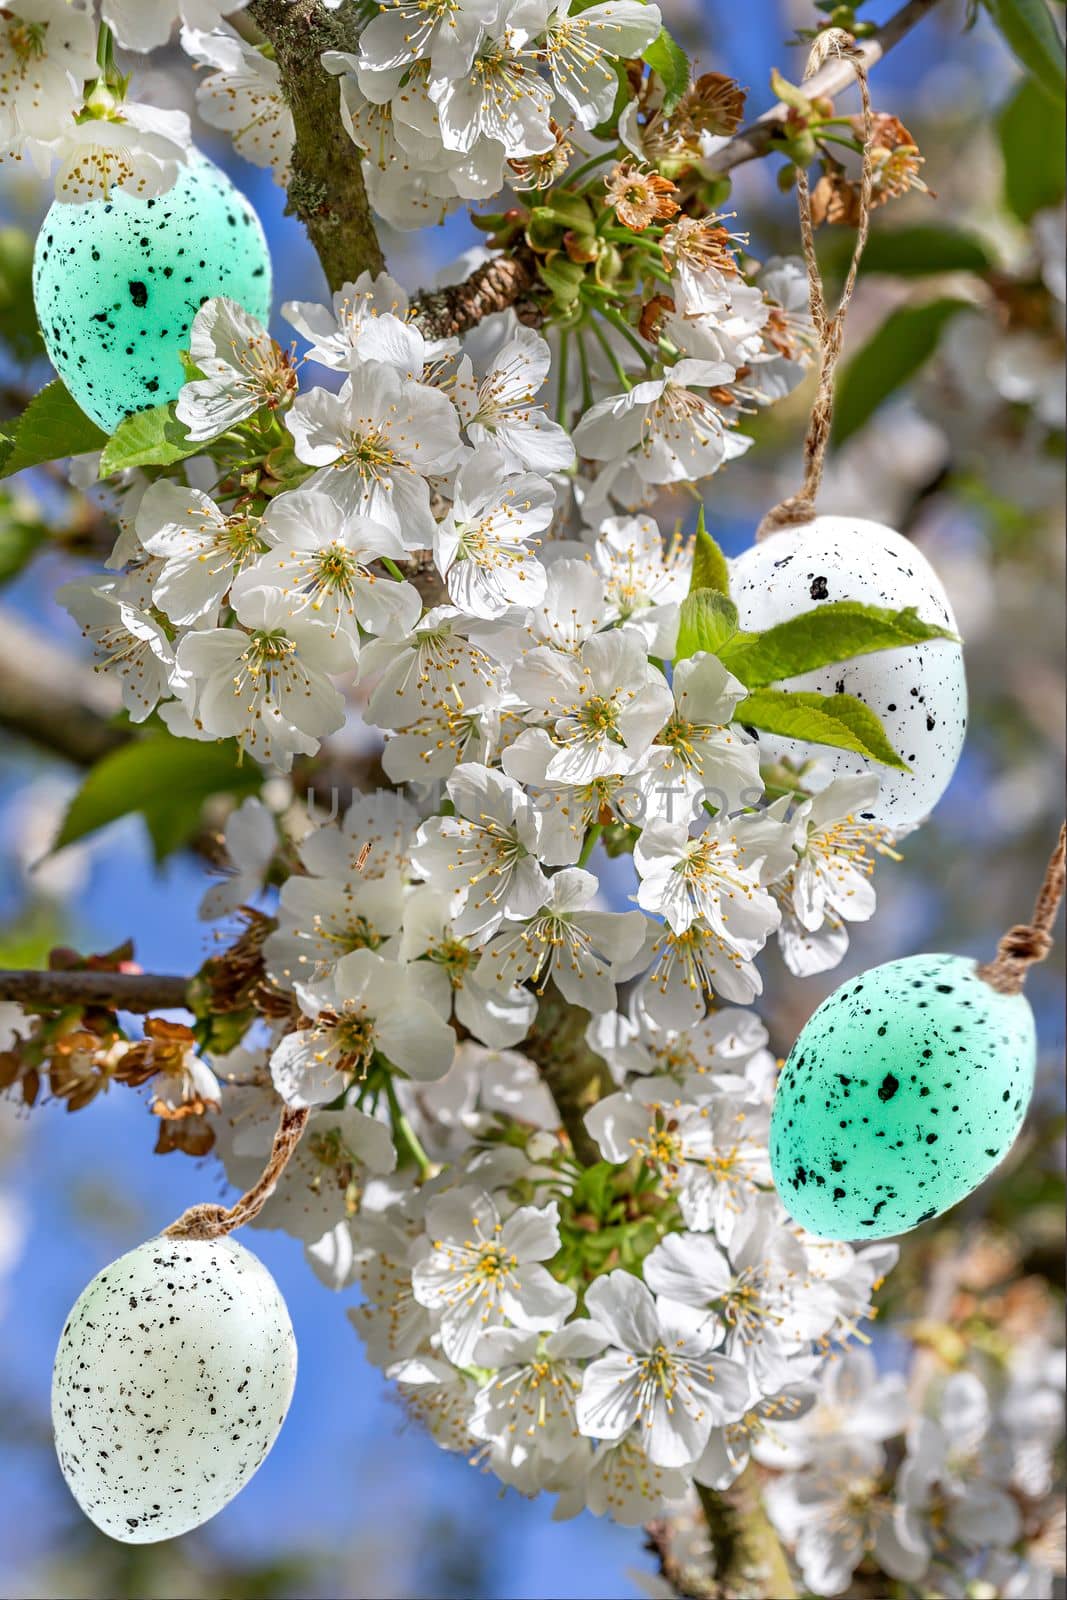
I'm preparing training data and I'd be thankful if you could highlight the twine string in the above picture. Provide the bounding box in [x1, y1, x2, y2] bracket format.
[164, 1104, 311, 1240]
[756, 30, 875, 541]
[977, 823, 1066, 996]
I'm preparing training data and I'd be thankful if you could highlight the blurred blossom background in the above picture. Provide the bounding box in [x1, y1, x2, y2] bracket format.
[0, 0, 1063, 1596]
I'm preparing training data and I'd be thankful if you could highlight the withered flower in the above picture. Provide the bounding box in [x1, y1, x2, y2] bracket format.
[122, 1017, 222, 1142]
[812, 114, 929, 227]
[604, 161, 679, 231]
[661, 214, 742, 277]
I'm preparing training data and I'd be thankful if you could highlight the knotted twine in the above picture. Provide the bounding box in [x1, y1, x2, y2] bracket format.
[977, 824, 1066, 996]
[756, 30, 874, 541]
[164, 1104, 311, 1240]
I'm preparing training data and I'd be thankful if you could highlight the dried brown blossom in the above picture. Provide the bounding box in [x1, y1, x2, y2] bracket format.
[813, 114, 929, 226]
[604, 161, 679, 230]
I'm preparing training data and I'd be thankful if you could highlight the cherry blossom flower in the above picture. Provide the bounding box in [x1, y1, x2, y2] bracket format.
[45, 100, 191, 203]
[284, 269, 455, 379]
[469, 1321, 608, 1489]
[181, 24, 293, 184]
[199, 795, 276, 921]
[434, 447, 552, 619]
[411, 1187, 576, 1365]
[176, 585, 350, 771]
[0, 0, 97, 152]
[230, 488, 421, 660]
[175, 296, 297, 441]
[412, 762, 573, 938]
[475, 866, 647, 1013]
[103, 0, 249, 54]
[285, 362, 464, 542]
[135, 480, 267, 625]
[576, 1269, 749, 1467]
[398, 888, 537, 1050]
[508, 628, 674, 784]
[454, 319, 575, 473]
[573, 358, 749, 486]
[634, 814, 781, 944]
[270, 947, 456, 1106]
[59, 576, 176, 723]
[531, 0, 662, 129]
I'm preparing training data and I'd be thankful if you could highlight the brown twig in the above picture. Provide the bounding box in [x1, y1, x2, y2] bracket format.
[707, 0, 946, 177]
[0, 969, 191, 1012]
[164, 1104, 310, 1239]
[977, 823, 1066, 995]
[756, 31, 874, 540]
[411, 246, 543, 339]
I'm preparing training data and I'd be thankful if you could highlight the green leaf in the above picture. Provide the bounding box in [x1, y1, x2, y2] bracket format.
[855, 224, 995, 278]
[0, 514, 47, 583]
[689, 507, 731, 597]
[53, 731, 262, 862]
[0, 380, 108, 479]
[99, 402, 199, 476]
[998, 79, 1067, 220]
[739, 688, 908, 769]
[983, 0, 1066, 104]
[718, 601, 958, 687]
[832, 299, 969, 446]
[675, 589, 740, 661]
[0, 227, 44, 361]
[643, 27, 690, 111]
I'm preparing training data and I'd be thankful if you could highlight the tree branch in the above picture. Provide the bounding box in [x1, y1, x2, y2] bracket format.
[247, 0, 384, 292]
[0, 969, 191, 1012]
[697, 1471, 797, 1600]
[708, 0, 946, 176]
[0, 606, 126, 766]
[411, 246, 543, 339]
[523, 987, 610, 1166]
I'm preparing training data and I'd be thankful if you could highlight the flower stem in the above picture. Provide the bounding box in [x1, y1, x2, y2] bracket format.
[577, 823, 603, 867]
[383, 1073, 432, 1178]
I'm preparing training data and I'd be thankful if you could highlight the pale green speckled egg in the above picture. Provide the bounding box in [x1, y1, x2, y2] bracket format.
[52, 1235, 296, 1543]
[770, 953, 1036, 1240]
[32, 152, 271, 432]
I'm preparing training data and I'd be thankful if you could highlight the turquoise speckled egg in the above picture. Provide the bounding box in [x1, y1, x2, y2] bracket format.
[770, 953, 1036, 1240]
[32, 153, 271, 432]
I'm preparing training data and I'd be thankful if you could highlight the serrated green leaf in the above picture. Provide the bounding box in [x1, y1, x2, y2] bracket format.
[983, 0, 1066, 104]
[832, 299, 969, 447]
[855, 224, 995, 278]
[739, 688, 908, 769]
[719, 601, 957, 687]
[643, 27, 690, 111]
[0, 380, 108, 479]
[998, 78, 1067, 220]
[99, 402, 199, 476]
[53, 732, 262, 862]
[689, 507, 731, 597]
[675, 589, 739, 660]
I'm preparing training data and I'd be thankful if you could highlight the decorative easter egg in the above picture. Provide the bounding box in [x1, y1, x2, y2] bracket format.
[33, 152, 271, 432]
[52, 1234, 296, 1543]
[770, 953, 1036, 1240]
[730, 517, 966, 830]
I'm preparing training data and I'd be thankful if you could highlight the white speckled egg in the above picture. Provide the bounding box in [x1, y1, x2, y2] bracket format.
[52, 1234, 296, 1544]
[730, 517, 966, 830]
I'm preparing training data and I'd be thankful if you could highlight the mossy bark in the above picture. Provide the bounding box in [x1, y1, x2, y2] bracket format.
[248, 0, 384, 292]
